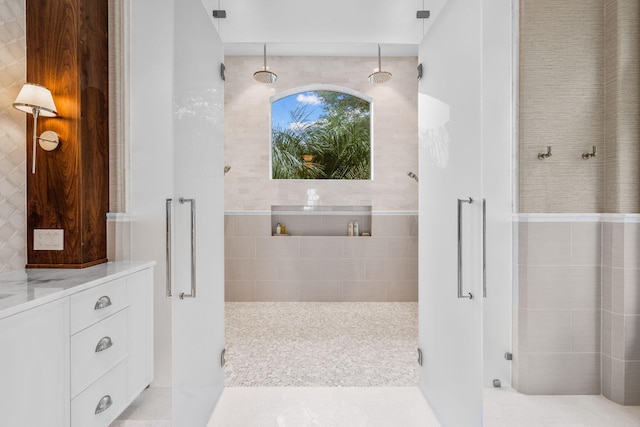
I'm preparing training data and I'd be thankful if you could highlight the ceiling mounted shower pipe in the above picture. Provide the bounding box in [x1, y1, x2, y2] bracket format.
[253, 44, 278, 83]
[368, 44, 392, 83]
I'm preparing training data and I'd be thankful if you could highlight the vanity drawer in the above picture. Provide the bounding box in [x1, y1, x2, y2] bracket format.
[71, 308, 128, 397]
[70, 278, 128, 334]
[71, 360, 127, 427]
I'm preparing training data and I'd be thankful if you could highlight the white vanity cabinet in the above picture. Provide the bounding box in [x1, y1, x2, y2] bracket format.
[70, 267, 154, 426]
[126, 268, 154, 401]
[0, 262, 154, 427]
[0, 297, 70, 427]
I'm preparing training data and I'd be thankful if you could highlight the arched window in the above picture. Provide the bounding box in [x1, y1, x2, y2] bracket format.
[270, 85, 372, 180]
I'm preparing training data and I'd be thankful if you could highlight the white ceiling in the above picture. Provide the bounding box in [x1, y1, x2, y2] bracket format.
[223, 42, 420, 57]
[200, 0, 450, 56]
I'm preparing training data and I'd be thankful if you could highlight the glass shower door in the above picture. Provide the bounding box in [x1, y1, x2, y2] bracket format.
[418, 0, 513, 425]
[418, 0, 484, 425]
[170, 0, 225, 425]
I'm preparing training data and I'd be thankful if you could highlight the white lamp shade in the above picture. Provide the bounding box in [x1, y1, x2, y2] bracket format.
[13, 83, 57, 117]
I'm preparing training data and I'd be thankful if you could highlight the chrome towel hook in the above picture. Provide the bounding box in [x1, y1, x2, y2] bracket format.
[538, 146, 552, 160]
[582, 146, 596, 160]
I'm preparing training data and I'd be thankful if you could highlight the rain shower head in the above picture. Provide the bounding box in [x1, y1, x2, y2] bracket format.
[369, 70, 392, 84]
[368, 44, 392, 84]
[254, 44, 278, 84]
[253, 69, 277, 84]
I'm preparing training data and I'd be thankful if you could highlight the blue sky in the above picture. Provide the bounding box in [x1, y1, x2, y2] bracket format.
[272, 91, 325, 131]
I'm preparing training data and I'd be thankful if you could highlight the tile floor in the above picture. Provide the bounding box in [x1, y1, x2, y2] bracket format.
[224, 302, 419, 387]
[484, 388, 640, 426]
[207, 387, 439, 427]
[111, 386, 640, 426]
[111, 302, 640, 426]
[110, 387, 171, 427]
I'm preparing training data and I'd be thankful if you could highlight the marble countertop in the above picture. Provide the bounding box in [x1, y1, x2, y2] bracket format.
[0, 261, 155, 320]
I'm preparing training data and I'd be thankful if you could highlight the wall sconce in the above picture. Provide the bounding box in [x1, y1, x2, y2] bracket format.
[13, 83, 59, 174]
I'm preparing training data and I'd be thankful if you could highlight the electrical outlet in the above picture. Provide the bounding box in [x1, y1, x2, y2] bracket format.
[34, 229, 64, 250]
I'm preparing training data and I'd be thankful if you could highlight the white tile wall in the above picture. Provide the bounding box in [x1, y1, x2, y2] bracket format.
[225, 214, 418, 302]
[223, 56, 418, 212]
[515, 215, 640, 404]
[515, 219, 602, 395]
[520, 353, 601, 395]
[0, 0, 26, 272]
[602, 218, 640, 404]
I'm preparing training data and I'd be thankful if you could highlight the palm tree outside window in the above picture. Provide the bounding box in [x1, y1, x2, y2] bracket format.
[271, 88, 372, 180]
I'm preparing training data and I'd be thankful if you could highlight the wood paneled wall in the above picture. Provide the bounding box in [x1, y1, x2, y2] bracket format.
[25, 0, 109, 268]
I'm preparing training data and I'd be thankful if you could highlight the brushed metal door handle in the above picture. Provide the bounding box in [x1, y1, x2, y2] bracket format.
[457, 197, 473, 299]
[179, 197, 196, 299]
[482, 198, 486, 298]
[166, 198, 173, 298]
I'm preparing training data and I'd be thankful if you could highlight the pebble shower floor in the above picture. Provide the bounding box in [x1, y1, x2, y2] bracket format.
[224, 302, 420, 387]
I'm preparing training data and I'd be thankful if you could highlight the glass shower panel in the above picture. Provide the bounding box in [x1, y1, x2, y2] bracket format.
[171, 0, 225, 425]
[418, 0, 484, 424]
[418, 0, 513, 425]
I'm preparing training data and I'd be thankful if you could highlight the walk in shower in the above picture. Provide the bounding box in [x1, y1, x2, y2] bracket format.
[222, 48, 421, 388]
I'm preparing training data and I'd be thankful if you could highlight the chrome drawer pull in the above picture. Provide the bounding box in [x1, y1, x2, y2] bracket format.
[95, 336, 113, 353]
[95, 395, 113, 414]
[94, 296, 112, 310]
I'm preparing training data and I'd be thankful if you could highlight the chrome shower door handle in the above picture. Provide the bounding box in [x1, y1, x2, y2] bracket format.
[179, 197, 196, 300]
[166, 198, 173, 298]
[482, 198, 487, 298]
[457, 197, 474, 299]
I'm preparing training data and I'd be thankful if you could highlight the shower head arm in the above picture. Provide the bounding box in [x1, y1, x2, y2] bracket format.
[263, 44, 267, 70]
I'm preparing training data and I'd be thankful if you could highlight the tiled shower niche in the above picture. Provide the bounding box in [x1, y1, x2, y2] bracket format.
[270, 205, 372, 237]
